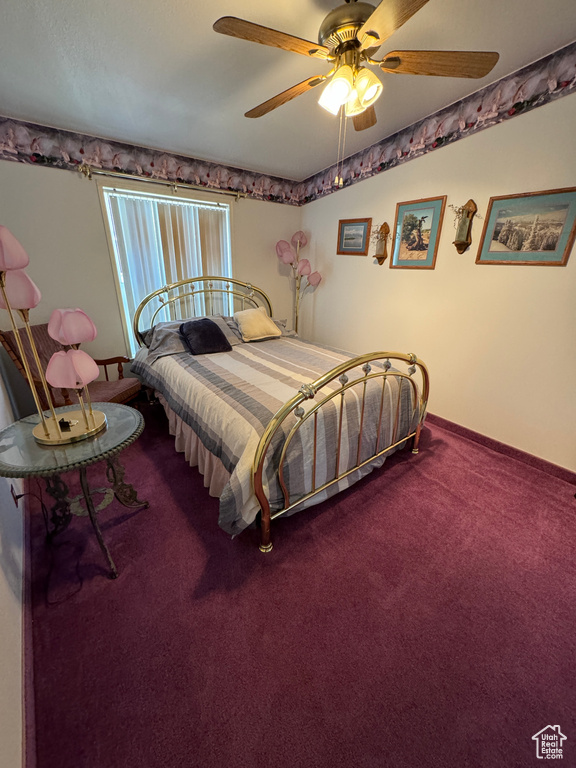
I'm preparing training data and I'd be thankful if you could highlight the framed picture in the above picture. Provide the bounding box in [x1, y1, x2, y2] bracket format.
[476, 187, 576, 265]
[390, 196, 446, 269]
[337, 218, 372, 256]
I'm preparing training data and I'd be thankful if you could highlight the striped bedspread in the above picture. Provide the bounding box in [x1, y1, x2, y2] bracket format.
[132, 337, 419, 536]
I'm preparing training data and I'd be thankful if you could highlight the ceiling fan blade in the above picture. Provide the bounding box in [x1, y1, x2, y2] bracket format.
[357, 0, 430, 50]
[245, 76, 326, 118]
[353, 106, 377, 132]
[380, 50, 500, 78]
[213, 17, 330, 60]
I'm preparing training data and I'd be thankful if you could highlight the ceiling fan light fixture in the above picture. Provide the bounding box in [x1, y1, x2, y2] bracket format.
[344, 89, 366, 117]
[318, 63, 355, 114]
[318, 85, 342, 115]
[214, 5, 500, 135]
[355, 67, 383, 108]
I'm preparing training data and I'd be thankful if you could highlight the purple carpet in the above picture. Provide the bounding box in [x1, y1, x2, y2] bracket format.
[27, 403, 576, 768]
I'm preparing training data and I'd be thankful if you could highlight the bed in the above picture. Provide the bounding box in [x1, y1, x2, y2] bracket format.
[131, 277, 429, 551]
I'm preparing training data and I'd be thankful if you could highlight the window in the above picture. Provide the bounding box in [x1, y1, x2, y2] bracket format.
[101, 186, 232, 356]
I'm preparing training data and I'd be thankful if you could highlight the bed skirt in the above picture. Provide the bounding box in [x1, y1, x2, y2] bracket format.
[158, 393, 231, 498]
[158, 391, 394, 525]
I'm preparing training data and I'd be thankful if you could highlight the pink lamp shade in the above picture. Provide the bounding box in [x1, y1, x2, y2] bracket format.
[275, 240, 296, 264]
[281, 249, 297, 265]
[291, 231, 308, 250]
[45, 349, 99, 389]
[297, 258, 311, 276]
[276, 240, 297, 265]
[308, 271, 322, 287]
[48, 308, 97, 345]
[68, 349, 99, 385]
[0, 226, 30, 271]
[275, 240, 290, 257]
[0, 268, 41, 309]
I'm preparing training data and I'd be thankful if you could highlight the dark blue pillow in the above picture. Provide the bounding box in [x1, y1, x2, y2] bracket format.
[179, 318, 232, 355]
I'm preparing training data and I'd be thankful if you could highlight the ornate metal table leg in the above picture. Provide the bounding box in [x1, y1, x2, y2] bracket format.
[44, 474, 72, 537]
[79, 466, 118, 579]
[105, 455, 149, 510]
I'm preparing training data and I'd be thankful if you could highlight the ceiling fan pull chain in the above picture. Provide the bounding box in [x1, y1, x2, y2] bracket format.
[336, 108, 345, 188]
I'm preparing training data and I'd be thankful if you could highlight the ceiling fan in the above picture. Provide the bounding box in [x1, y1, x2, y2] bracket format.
[213, 0, 499, 131]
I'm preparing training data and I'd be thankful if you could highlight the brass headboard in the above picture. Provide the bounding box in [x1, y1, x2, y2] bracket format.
[133, 276, 273, 347]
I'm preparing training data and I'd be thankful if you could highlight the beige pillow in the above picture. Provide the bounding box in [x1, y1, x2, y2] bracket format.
[234, 306, 282, 342]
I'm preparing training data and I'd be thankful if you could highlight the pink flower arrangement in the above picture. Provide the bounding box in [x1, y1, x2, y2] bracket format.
[275, 231, 322, 333]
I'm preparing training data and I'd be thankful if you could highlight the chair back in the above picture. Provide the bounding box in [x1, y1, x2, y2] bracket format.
[0, 323, 60, 377]
[0, 323, 69, 409]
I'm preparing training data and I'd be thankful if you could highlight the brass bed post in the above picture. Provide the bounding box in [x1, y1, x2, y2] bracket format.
[252, 389, 308, 553]
[259, 504, 273, 553]
[409, 353, 429, 454]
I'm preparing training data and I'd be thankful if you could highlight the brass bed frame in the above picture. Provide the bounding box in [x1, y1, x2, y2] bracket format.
[134, 277, 430, 552]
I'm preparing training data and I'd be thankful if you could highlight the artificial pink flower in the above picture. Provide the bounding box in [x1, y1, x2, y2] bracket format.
[0, 226, 30, 271]
[307, 271, 322, 287]
[0, 268, 41, 309]
[291, 231, 308, 250]
[297, 258, 311, 276]
[48, 308, 97, 345]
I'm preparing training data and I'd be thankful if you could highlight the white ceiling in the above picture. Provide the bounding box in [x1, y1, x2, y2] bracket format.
[1, 1, 575, 181]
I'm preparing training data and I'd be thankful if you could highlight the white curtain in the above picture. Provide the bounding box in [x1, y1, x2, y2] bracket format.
[104, 190, 232, 354]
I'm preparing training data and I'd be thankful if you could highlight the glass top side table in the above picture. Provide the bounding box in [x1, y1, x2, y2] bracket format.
[0, 402, 149, 578]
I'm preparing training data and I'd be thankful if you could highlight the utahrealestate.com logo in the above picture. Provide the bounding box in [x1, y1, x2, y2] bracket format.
[532, 725, 567, 759]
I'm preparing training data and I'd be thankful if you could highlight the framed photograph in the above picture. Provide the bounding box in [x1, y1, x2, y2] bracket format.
[337, 218, 372, 256]
[476, 187, 576, 265]
[390, 196, 446, 269]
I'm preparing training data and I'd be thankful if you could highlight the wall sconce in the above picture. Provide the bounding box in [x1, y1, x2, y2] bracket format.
[371, 222, 390, 265]
[450, 199, 478, 254]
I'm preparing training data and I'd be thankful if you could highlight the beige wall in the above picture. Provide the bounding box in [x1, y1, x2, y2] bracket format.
[232, 198, 300, 324]
[301, 95, 576, 470]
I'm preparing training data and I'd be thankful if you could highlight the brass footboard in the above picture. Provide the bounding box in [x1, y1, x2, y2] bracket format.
[252, 352, 429, 552]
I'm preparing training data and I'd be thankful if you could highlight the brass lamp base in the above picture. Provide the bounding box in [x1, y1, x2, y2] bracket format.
[33, 410, 107, 446]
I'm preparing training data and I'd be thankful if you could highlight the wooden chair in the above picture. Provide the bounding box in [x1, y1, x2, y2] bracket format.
[0, 323, 141, 410]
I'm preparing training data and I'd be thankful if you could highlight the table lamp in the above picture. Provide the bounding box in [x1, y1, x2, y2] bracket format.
[0, 226, 106, 445]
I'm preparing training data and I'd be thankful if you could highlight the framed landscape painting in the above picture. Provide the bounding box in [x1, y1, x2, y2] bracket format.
[337, 218, 371, 256]
[390, 196, 446, 269]
[476, 187, 576, 265]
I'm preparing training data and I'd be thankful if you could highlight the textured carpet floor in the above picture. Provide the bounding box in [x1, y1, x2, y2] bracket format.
[28, 403, 576, 768]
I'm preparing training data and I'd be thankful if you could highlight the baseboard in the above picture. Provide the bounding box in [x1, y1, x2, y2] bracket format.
[426, 413, 576, 486]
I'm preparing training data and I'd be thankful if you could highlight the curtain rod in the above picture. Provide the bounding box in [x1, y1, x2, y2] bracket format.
[77, 163, 245, 201]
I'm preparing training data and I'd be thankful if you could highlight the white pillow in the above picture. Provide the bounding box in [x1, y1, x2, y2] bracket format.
[233, 306, 282, 342]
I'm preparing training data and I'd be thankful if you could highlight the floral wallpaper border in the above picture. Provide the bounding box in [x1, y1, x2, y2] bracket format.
[0, 41, 574, 207]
